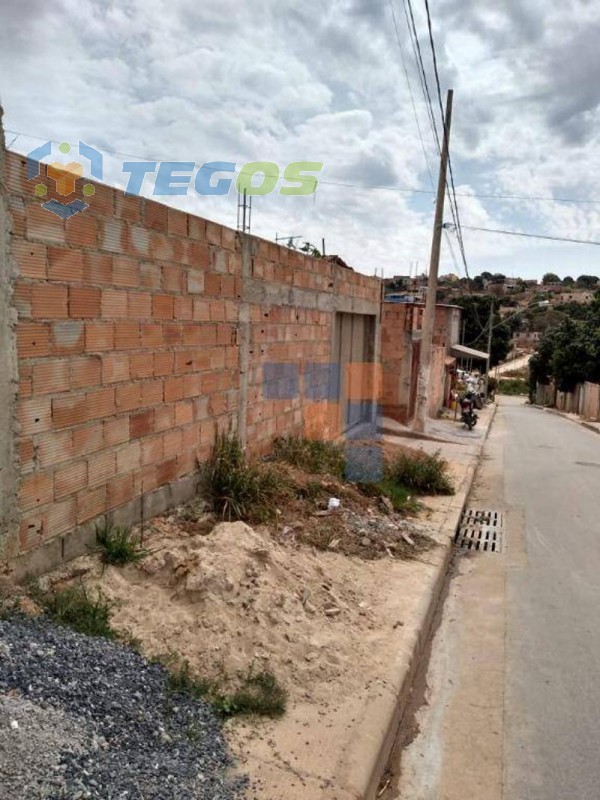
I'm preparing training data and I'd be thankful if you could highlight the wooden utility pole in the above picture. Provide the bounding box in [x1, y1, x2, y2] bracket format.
[413, 88, 454, 431]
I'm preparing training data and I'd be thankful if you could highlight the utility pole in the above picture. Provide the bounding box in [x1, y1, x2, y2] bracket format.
[413, 88, 454, 431]
[484, 296, 494, 400]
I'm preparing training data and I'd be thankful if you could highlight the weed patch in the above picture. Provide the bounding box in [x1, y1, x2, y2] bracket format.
[31, 582, 116, 639]
[273, 435, 345, 477]
[167, 658, 287, 719]
[498, 377, 529, 396]
[202, 434, 287, 523]
[388, 449, 454, 495]
[95, 521, 148, 566]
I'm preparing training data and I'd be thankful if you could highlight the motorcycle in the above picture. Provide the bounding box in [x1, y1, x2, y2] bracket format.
[460, 394, 479, 430]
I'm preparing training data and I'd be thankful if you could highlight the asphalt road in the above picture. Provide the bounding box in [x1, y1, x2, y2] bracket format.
[392, 396, 600, 800]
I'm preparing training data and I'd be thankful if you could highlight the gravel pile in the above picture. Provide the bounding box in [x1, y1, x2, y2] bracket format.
[0, 617, 247, 800]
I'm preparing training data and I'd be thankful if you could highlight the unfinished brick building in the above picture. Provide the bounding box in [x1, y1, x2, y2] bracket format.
[0, 122, 381, 577]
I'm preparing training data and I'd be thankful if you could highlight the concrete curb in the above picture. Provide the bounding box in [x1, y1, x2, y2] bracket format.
[337, 402, 498, 800]
[532, 404, 600, 437]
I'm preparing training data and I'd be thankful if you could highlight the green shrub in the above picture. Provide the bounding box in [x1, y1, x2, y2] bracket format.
[273, 435, 345, 477]
[95, 521, 148, 566]
[34, 582, 115, 639]
[203, 434, 284, 523]
[388, 449, 454, 495]
[357, 479, 420, 513]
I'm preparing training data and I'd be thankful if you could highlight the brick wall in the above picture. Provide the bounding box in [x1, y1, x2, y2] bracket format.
[381, 302, 454, 423]
[2, 146, 380, 575]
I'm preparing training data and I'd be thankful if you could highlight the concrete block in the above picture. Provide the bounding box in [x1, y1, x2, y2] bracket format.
[11, 536, 64, 583]
[62, 520, 99, 562]
[142, 484, 172, 520]
[108, 497, 141, 529]
[170, 473, 199, 507]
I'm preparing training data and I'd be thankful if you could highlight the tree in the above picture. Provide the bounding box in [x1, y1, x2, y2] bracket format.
[491, 273, 506, 284]
[576, 274, 599, 289]
[472, 275, 484, 291]
[542, 272, 560, 284]
[480, 271, 493, 282]
[562, 276, 575, 286]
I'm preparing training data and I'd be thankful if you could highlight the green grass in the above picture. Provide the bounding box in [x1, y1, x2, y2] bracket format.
[32, 582, 116, 639]
[273, 435, 345, 477]
[167, 658, 287, 719]
[357, 478, 421, 513]
[95, 521, 148, 566]
[202, 434, 286, 523]
[497, 377, 529, 396]
[388, 449, 455, 496]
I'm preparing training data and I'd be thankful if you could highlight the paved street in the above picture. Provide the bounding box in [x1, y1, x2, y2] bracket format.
[390, 396, 600, 800]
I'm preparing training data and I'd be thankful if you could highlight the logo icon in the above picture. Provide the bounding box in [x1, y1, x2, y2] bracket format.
[26, 141, 103, 219]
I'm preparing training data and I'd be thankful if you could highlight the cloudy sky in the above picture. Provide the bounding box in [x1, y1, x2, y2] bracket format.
[2, 0, 600, 280]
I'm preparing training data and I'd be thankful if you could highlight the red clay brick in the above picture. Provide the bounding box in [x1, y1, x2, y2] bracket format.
[115, 194, 141, 223]
[115, 383, 142, 412]
[164, 377, 184, 402]
[192, 299, 210, 321]
[70, 286, 101, 318]
[162, 323, 181, 346]
[101, 288, 128, 318]
[85, 322, 114, 352]
[162, 265, 184, 293]
[31, 285, 68, 319]
[113, 256, 140, 288]
[174, 296, 193, 320]
[209, 300, 226, 322]
[26, 204, 65, 244]
[19, 438, 35, 472]
[189, 241, 210, 269]
[12, 239, 47, 279]
[114, 321, 140, 350]
[183, 374, 202, 399]
[156, 457, 178, 485]
[77, 486, 106, 523]
[52, 321, 85, 355]
[141, 435, 164, 466]
[20, 511, 46, 552]
[33, 360, 69, 394]
[167, 208, 188, 237]
[153, 352, 174, 377]
[86, 387, 116, 419]
[127, 291, 151, 318]
[52, 395, 88, 429]
[141, 323, 163, 348]
[37, 430, 73, 468]
[47, 496, 77, 537]
[154, 404, 174, 432]
[102, 354, 130, 384]
[187, 269, 204, 294]
[55, 461, 88, 500]
[48, 247, 83, 281]
[145, 201, 168, 231]
[206, 221, 222, 246]
[62, 360, 101, 399]
[20, 471, 54, 511]
[129, 353, 154, 379]
[203, 273, 221, 296]
[188, 216, 206, 240]
[143, 379, 164, 406]
[83, 252, 112, 285]
[152, 294, 174, 320]
[140, 261, 161, 289]
[88, 450, 116, 487]
[163, 429, 183, 459]
[116, 441, 141, 474]
[18, 396, 52, 436]
[106, 473, 135, 510]
[65, 214, 98, 248]
[103, 417, 130, 447]
[89, 183, 114, 216]
[101, 218, 126, 253]
[221, 274, 236, 297]
[13, 282, 32, 318]
[73, 423, 103, 456]
[17, 322, 50, 358]
[130, 409, 154, 439]
[175, 400, 194, 426]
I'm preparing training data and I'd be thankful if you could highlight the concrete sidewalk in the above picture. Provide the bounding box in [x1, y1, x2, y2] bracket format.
[230, 405, 497, 799]
[541, 406, 600, 436]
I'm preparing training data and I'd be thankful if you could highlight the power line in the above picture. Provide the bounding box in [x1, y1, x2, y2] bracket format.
[460, 225, 600, 247]
[7, 126, 600, 206]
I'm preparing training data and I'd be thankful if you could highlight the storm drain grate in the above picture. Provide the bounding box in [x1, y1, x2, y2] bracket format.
[455, 508, 504, 553]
